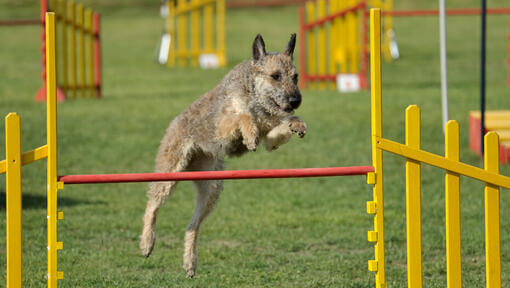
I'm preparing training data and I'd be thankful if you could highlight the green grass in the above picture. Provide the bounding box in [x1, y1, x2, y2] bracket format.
[1, 1, 510, 287]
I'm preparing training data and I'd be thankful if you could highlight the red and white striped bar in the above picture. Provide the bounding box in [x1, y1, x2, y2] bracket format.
[58, 166, 374, 184]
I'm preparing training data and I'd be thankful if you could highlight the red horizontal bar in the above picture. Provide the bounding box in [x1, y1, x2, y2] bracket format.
[304, 74, 336, 81]
[304, 2, 365, 30]
[58, 166, 374, 184]
[303, 73, 365, 82]
[381, 8, 510, 17]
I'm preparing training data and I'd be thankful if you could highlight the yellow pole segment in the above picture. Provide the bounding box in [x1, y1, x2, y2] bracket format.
[328, 0, 337, 90]
[167, 0, 176, 67]
[60, 0, 68, 95]
[85, 9, 94, 97]
[6, 113, 22, 288]
[177, 0, 187, 66]
[348, 0, 358, 73]
[306, 1, 316, 89]
[377, 137, 510, 189]
[405, 105, 422, 288]
[484, 132, 501, 288]
[216, 0, 226, 67]
[338, 0, 347, 73]
[190, 0, 200, 67]
[68, 1, 76, 98]
[317, 0, 326, 90]
[369, 8, 386, 288]
[445, 120, 462, 288]
[53, 0, 61, 87]
[0, 146, 48, 175]
[77, 4, 85, 97]
[203, 3, 214, 54]
[45, 12, 63, 288]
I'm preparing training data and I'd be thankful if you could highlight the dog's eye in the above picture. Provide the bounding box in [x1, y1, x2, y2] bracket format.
[292, 74, 298, 84]
[271, 73, 281, 81]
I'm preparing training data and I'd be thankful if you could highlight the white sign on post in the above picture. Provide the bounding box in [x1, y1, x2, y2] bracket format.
[199, 54, 220, 69]
[336, 74, 360, 93]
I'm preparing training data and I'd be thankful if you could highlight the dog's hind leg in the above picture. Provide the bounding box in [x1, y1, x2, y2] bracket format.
[140, 181, 179, 257]
[183, 158, 224, 278]
[140, 145, 191, 257]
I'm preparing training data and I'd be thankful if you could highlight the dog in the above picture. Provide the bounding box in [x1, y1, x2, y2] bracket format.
[140, 33, 307, 278]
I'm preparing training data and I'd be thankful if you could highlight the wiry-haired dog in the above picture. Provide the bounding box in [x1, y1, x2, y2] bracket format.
[140, 33, 307, 278]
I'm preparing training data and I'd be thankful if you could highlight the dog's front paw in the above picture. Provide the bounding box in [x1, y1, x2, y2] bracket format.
[243, 136, 259, 151]
[289, 121, 307, 138]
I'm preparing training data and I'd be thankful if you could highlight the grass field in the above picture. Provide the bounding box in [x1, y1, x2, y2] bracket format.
[1, 0, 510, 287]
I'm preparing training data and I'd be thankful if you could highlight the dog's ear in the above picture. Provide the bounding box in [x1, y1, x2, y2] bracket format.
[252, 34, 267, 61]
[283, 33, 296, 59]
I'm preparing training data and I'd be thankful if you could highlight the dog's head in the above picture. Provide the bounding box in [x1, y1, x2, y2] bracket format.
[251, 34, 301, 116]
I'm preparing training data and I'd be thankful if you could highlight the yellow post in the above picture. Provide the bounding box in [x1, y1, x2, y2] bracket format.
[216, 0, 226, 67]
[305, 1, 316, 89]
[85, 9, 94, 98]
[445, 120, 462, 288]
[348, 0, 358, 73]
[338, 0, 347, 73]
[6, 113, 22, 288]
[190, 0, 200, 66]
[203, 2, 214, 54]
[369, 8, 386, 288]
[166, 0, 176, 67]
[45, 12, 63, 288]
[405, 105, 422, 288]
[177, 0, 187, 66]
[68, 1, 76, 98]
[77, 4, 85, 97]
[328, 0, 337, 90]
[484, 132, 501, 288]
[60, 0, 68, 95]
[317, 0, 326, 90]
[53, 0, 61, 87]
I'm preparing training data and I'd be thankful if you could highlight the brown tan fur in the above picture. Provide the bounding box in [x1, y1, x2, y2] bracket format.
[140, 34, 307, 278]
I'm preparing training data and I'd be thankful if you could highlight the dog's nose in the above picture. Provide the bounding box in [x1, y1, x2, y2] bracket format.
[289, 94, 301, 109]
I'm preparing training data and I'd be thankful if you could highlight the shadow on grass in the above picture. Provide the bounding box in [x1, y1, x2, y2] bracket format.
[0, 190, 105, 210]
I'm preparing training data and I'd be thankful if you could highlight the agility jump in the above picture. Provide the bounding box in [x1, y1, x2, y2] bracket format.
[2, 9, 505, 288]
[164, 0, 226, 68]
[35, 0, 102, 101]
[298, 0, 394, 91]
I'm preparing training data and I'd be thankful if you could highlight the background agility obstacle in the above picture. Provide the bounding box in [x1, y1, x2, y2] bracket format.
[3, 9, 507, 287]
[162, 0, 226, 68]
[35, 0, 102, 101]
[298, 0, 394, 91]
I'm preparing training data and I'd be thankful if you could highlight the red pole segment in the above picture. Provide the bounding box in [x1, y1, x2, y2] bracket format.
[305, 74, 336, 81]
[93, 13, 102, 98]
[58, 166, 375, 184]
[299, 7, 307, 90]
